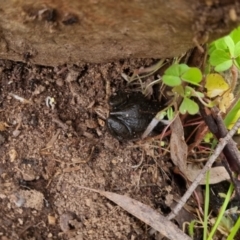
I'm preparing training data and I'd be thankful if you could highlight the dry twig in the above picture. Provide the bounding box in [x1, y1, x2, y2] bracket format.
[167, 117, 240, 220]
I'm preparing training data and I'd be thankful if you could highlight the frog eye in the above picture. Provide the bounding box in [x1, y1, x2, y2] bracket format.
[108, 91, 128, 107]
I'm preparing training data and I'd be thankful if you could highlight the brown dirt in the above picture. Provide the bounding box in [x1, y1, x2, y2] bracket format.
[0, 59, 177, 240]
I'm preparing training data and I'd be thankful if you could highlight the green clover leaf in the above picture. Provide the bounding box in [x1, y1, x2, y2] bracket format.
[179, 97, 199, 115]
[181, 68, 202, 85]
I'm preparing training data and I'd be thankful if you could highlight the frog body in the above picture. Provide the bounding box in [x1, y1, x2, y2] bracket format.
[106, 92, 160, 140]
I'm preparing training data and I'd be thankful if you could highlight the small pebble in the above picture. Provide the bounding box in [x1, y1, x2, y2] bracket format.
[9, 148, 17, 162]
[12, 129, 21, 137]
[48, 215, 56, 225]
[56, 78, 64, 86]
[48, 233, 53, 238]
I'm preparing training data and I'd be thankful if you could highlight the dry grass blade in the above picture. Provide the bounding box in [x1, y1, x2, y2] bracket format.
[78, 186, 191, 240]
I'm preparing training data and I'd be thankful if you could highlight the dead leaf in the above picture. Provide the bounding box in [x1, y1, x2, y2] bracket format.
[78, 186, 191, 240]
[170, 116, 188, 173]
[217, 90, 234, 113]
[185, 165, 230, 185]
[205, 73, 229, 98]
[205, 73, 234, 113]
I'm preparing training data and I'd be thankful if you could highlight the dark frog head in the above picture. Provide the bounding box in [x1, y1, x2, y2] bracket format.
[106, 91, 162, 141]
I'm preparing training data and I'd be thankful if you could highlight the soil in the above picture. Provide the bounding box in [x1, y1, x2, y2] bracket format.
[0, 59, 178, 240]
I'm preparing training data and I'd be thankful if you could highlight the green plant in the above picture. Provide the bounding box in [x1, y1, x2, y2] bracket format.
[203, 171, 210, 240]
[207, 183, 234, 239]
[124, 28, 240, 239]
[161, 27, 240, 239]
[161, 27, 240, 120]
[162, 64, 203, 115]
[162, 64, 202, 86]
[209, 27, 240, 72]
[187, 172, 238, 239]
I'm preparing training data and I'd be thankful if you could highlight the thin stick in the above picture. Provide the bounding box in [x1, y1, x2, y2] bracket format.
[167, 117, 240, 220]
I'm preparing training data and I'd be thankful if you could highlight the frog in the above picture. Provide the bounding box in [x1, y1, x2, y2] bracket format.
[106, 91, 161, 141]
